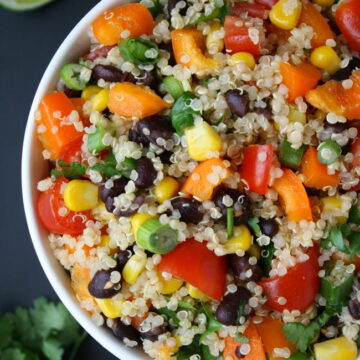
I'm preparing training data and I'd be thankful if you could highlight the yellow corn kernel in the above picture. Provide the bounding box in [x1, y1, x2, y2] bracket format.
[229, 52, 256, 70]
[91, 201, 116, 222]
[288, 105, 307, 125]
[185, 121, 222, 161]
[154, 177, 180, 203]
[248, 244, 261, 260]
[122, 253, 147, 285]
[224, 225, 253, 254]
[81, 85, 102, 100]
[186, 283, 211, 302]
[95, 297, 124, 319]
[314, 337, 357, 360]
[159, 273, 183, 295]
[131, 213, 156, 238]
[310, 46, 341, 74]
[269, 0, 302, 30]
[99, 235, 117, 255]
[314, 0, 335, 6]
[206, 21, 224, 55]
[91, 88, 109, 112]
[320, 196, 347, 224]
[63, 180, 99, 211]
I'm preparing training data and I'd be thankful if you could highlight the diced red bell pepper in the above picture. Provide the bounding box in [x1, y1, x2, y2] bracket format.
[232, 2, 267, 19]
[259, 246, 320, 312]
[241, 144, 274, 195]
[224, 15, 262, 56]
[157, 238, 226, 301]
[254, 0, 278, 10]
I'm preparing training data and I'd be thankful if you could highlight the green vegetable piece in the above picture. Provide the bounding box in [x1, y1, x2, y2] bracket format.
[188, 0, 228, 26]
[0, 0, 54, 11]
[137, 218, 178, 254]
[259, 242, 276, 277]
[177, 335, 202, 360]
[289, 352, 310, 360]
[248, 217, 261, 236]
[90, 164, 122, 179]
[227, 208, 234, 239]
[201, 344, 217, 360]
[0, 315, 14, 350]
[321, 224, 351, 254]
[321, 271, 354, 313]
[119, 38, 160, 65]
[87, 125, 110, 154]
[349, 196, 360, 225]
[157, 308, 179, 326]
[163, 76, 185, 100]
[178, 301, 197, 311]
[171, 92, 201, 135]
[60, 63, 91, 91]
[148, 0, 162, 16]
[348, 231, 360, 259]
[199, 306, 223, 344]
[51, 161, 86, 180]
[279, 139, 307, 170]
[117, 157, 138, 178]
[317, 139, 341, 165]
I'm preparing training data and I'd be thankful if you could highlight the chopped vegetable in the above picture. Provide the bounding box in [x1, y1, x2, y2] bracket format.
[224, 225, 253, 253]
[241, 144, 274, 195]
[119, 37, 160, 65]
[136, 218, 178, 254]
[300, 147, 340, 189]
[158, 238, 227, 301]
[60, 63, 92, 91]
[269, 0, 302, 30]
[181, 158, 230, 201]
[310, 46, 341, 74]
[247, 217, 261, 236]
[63, 179, 99, 212]
[227, 208, 234, 238]
[51, 160, 86, 180]
[279, 139, 307, 170]
[91, 3, 155, 46]
[163, 76, 184, 100]
[232, 2, 267, 19]
[108, 82, 170, 119]
[349, 196, 360, 224]
[280, 62, 321, 102]
[87, 123, 111, 154]
[317, 139, 341, 165]
[314, 337, 357, 360]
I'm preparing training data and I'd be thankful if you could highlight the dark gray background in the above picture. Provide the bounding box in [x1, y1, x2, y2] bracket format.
[0, 0, 118, 358]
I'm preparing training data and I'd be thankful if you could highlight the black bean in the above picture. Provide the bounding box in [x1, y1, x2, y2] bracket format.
[92, 65, 124, 82]
[135, 158, 157, 188]
[134, 116, 174, 149]
[88, 270, 121, 299]
[225, 90, 249, 117]
[215, 286, 251, 325]
[139, 316, 168, 341]
[259, 218, 279, 237]
[129, 128, 147, 145]
[135, 70, 157, 89]
[111, 319, 140, 344]
[305, 187, 321, 197]
[56, 79, 81, 98]
[348, 299, 360, 320]
[228, 254, 263, 282]
[159, 150, 173, 164]
[100, 177, 128, 203]
[213, 187, 251, 226]
[235, 346, 245, 359]
[159, 43, 176, 67]
[254, 106, 272, 121]
[116, 247, 134, 272]
[323, 121, 347, 134]
[332, 57, 360, 81]
[171, 197, 204, 224]
[168, 0, 187, 16]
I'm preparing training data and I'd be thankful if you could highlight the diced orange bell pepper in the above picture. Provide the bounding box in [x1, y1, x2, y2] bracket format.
[272, 168, 313, 222]
[171, 28, 218, 71]
[306, 70, 360, 120]
[181, 158, 230, 201]
[223, 322, 266, 360]
[280, 62, 321, 103]
[108, 82, 170, 119]
[70, 98, 88, 120]
[300, 147, 340, 189]
[92, 4, 155, 46]
[37, 92, 84, 160]
[256, 317, 296, 360]
[71, 264, 95, 313]
[299, 2, 334, 49]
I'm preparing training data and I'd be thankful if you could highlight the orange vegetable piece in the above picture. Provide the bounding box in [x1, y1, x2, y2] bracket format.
[108, 82, 170, 119]
[255, 317, 296, 360]
[306, 70, 360, 120]
[223, 322, 266, 360]
[37, 92, 84, 160]
[280, 62, 321, 103]
[332, 250, 360, 272]
[92, 4, 155, 46]
[272, 168, 313, 222]
[171, 28, 218, 71]
[300, 147, 340, 189]
[299, 2, 334, 49]
[71, 264, 95, 313]
[70, 98, 88, 120]
[181, 158, 230, 201]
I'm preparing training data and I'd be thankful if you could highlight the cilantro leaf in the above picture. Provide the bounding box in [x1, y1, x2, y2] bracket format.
[90, 164, 122, 179]
[0, 315, 14, 350]
[348, 231, 360, 259]
[289, 352, 310, 360]
[42, 337, 64, 360]
[199, 306, 223, 344]
[177, 335, 202, 360]
[234, 334, 249, 343]
[1, 348, 26, 360]
[51, 161, 86, 180]
[322, 225, 350, 254]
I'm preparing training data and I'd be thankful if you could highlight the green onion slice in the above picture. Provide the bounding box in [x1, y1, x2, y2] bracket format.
[227, 208, 234, 239]
[60, 63, 91, 91]
[163, 76, 184, 100]
[317, 139, 341, 165]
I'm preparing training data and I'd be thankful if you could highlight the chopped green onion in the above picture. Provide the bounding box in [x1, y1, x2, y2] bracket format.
[89, 164, 122, 179]
[119, 38, 160, 65]
[60, 63, 92, 91]
[51, 161, 86, 179]
[136, 218, 178, 254]
[118, 157, 138, 178]
[317, 139, 341, 165]
[247, 217, 261, 236]
[279, 139, 307, 170]
[163, 76, 184, 100]
[87, 124, 112, 154]
[227, 208, 234, 239]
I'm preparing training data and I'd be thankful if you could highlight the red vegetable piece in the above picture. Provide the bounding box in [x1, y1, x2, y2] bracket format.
[157, 238, 226, 301]
[241, 144, 274, 195]
[259, 246, 320, 312]
[232, 2, 267, 19]
[58, 137, 84, 164]
[83, 45, 116, 61]
[255, 0, 278, 10]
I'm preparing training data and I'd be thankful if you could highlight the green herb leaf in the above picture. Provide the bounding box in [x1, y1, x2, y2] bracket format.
[157, 308, 180, 326]
[51, 161, 86, 180]
[187, 0, 228, 25]
[90, 164, 122, 179]
[348, 231, 360, 259]
[199, 306, 223, 344]
[1, 348, 26, 360]
[42, 337, 64, 360]
[248, 217, 261, 236]
[0, 315, 14, 350]
[321, 224, 352, 254]
[148, 0, 162, 16]
[259, 242, 275, 277]
[178, 301, 197, 311]
[289, 352, 310, 360]
[119, 38, 160, 65]
[234, 334, 249, 343]
[177, 335, 202, 360]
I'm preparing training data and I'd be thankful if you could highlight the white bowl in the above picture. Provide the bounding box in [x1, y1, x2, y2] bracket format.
[21, 1, 146, 358]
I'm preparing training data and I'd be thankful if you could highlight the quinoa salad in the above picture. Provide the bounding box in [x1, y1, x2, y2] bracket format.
[34, 0, 360, 359]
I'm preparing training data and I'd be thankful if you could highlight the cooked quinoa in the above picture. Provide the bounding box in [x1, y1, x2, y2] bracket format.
[35, 0, 360, 358]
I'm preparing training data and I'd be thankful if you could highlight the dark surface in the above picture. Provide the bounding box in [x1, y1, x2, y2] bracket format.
[0, 1, 117, 358]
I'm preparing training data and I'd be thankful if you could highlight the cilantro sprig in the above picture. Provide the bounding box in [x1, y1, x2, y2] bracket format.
[0, 297, 86, 360]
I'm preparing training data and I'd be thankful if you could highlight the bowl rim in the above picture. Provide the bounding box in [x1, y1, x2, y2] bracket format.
[21, 1, 145, 359]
